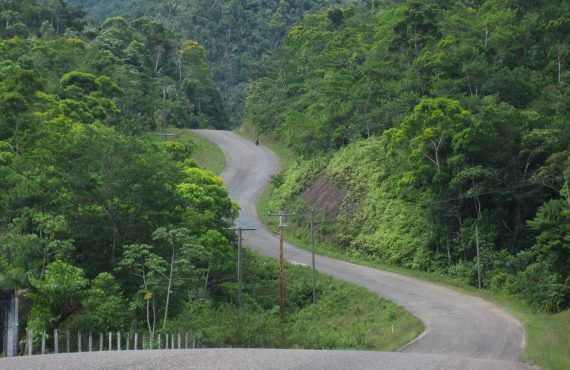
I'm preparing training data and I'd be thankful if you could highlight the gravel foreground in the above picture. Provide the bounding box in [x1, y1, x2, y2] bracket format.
[0, 349, 536, 370]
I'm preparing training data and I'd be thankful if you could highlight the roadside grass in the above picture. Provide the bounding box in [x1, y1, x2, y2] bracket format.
[248, 129, 569, 370]
[152, 127, 226, 175]
[285, 268, 423, 351]
[168, 250, 423, 350]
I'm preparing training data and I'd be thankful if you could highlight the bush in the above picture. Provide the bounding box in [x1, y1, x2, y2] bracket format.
[508, 263, 570, 312]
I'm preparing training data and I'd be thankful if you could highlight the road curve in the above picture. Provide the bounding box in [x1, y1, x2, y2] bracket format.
[0, 130, 532, 370]
[194, 130, 530, 368]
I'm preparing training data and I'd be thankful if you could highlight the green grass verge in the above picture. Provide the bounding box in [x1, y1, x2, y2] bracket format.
[168, 250, 423, 350]
[251, 132, 569, 370]
[154, 128, 226, 175]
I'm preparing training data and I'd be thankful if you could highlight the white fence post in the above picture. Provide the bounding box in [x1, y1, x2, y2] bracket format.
[54, 329, 59, 354]
[28, 330, 33, 356]
[41, 330, 46, 355]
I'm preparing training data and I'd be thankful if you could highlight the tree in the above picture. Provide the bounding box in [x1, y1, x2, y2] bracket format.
[118, 243, 167, 337]
[544, 17, 570, 85]
[151, 227, 194, 329]
[28, 261, 88, 331]
[394, 98, 471, 186]
[390, 0, 440, 56]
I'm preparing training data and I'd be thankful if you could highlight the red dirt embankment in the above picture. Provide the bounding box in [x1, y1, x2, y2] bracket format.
[302, 176, 345, 218]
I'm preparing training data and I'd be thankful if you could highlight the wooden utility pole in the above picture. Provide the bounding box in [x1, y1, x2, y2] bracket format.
[268, 211, 294, 325]
[223, 226, 256, 309]
[301, 208, 332, 304]
[309, 209, 317, 304]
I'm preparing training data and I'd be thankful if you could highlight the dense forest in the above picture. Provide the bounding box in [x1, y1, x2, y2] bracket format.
[1, 0, 228, 133]
[0, 0, 239, 338]
[247, 0, 570, 312]
[69, 0, 377, 126]
[1, 0, 418, 352]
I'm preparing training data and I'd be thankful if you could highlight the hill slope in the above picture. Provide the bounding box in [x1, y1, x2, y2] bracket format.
[70, 0, 380, 126]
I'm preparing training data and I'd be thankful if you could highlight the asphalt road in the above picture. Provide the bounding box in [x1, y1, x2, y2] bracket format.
[192, 130, 530, 368]
[0, 130, 532, 370]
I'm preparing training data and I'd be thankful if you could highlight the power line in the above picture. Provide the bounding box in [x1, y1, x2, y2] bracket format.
[421, 176, 564, 206]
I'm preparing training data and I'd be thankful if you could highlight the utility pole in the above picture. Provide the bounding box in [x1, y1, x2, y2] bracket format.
[476, 224, 481, 289]
[223, 226, 256, 309]
[309, 209, 317, 304]
[300, 208, 331, 304]
[268, 211, 294, 326]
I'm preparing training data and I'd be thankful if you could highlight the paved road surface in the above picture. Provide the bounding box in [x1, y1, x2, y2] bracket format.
[193, 130, 529, 367]
[0, 130, 532, 370]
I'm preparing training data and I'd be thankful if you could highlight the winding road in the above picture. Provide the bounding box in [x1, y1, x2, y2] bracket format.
[193, 130, 530, 368]
[0, 130, 533, 370]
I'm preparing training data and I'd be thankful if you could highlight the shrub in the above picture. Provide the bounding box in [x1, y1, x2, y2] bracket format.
[508, 263, 570, 312]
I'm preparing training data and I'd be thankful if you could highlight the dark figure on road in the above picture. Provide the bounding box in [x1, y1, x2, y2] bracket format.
[255, 137, 259, 146]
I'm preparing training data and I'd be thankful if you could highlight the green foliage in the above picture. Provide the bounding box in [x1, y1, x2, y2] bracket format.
[28, 262, 131, 332]
[166, 251, 422, 350]
[506, 263, 569, 312]
[0, 4, 227, 134]
[528, 199, 570, 277]
[1, 10, 237, 331]
[0, 0, 85, 39]
[254, 0, 570, 313]
[28, 261, 88, 331]
[71, 0, 377, 127]
[77, 272, 131, 332]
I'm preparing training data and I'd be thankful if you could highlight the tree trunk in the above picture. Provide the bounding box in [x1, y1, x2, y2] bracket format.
[162, 246, 175, 329]
[558, 53, 562, 85]
[155, 48, 162, 74]
[177, 53, 183, 86]
[146, 299, 152, 335]
[204, 257, 211, 290]
[446, 234, 451, 262]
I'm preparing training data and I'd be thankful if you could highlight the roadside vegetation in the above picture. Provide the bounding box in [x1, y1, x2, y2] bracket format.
[254, 138, 570, 370]
[168, 250, 422, 350]
[0, 1, 420, 355]
[247, 0, 570, 313]
[155, 128, 226, 175]
[243, 3, 569, 368]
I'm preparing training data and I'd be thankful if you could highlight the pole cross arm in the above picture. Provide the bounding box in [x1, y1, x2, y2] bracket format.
[268, 211, 295, 227]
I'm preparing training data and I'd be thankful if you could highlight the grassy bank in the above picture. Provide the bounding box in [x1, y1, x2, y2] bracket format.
[154, 128, 226, 175]
[168, 250, 423, 350]
[251, 132, 569, 370]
